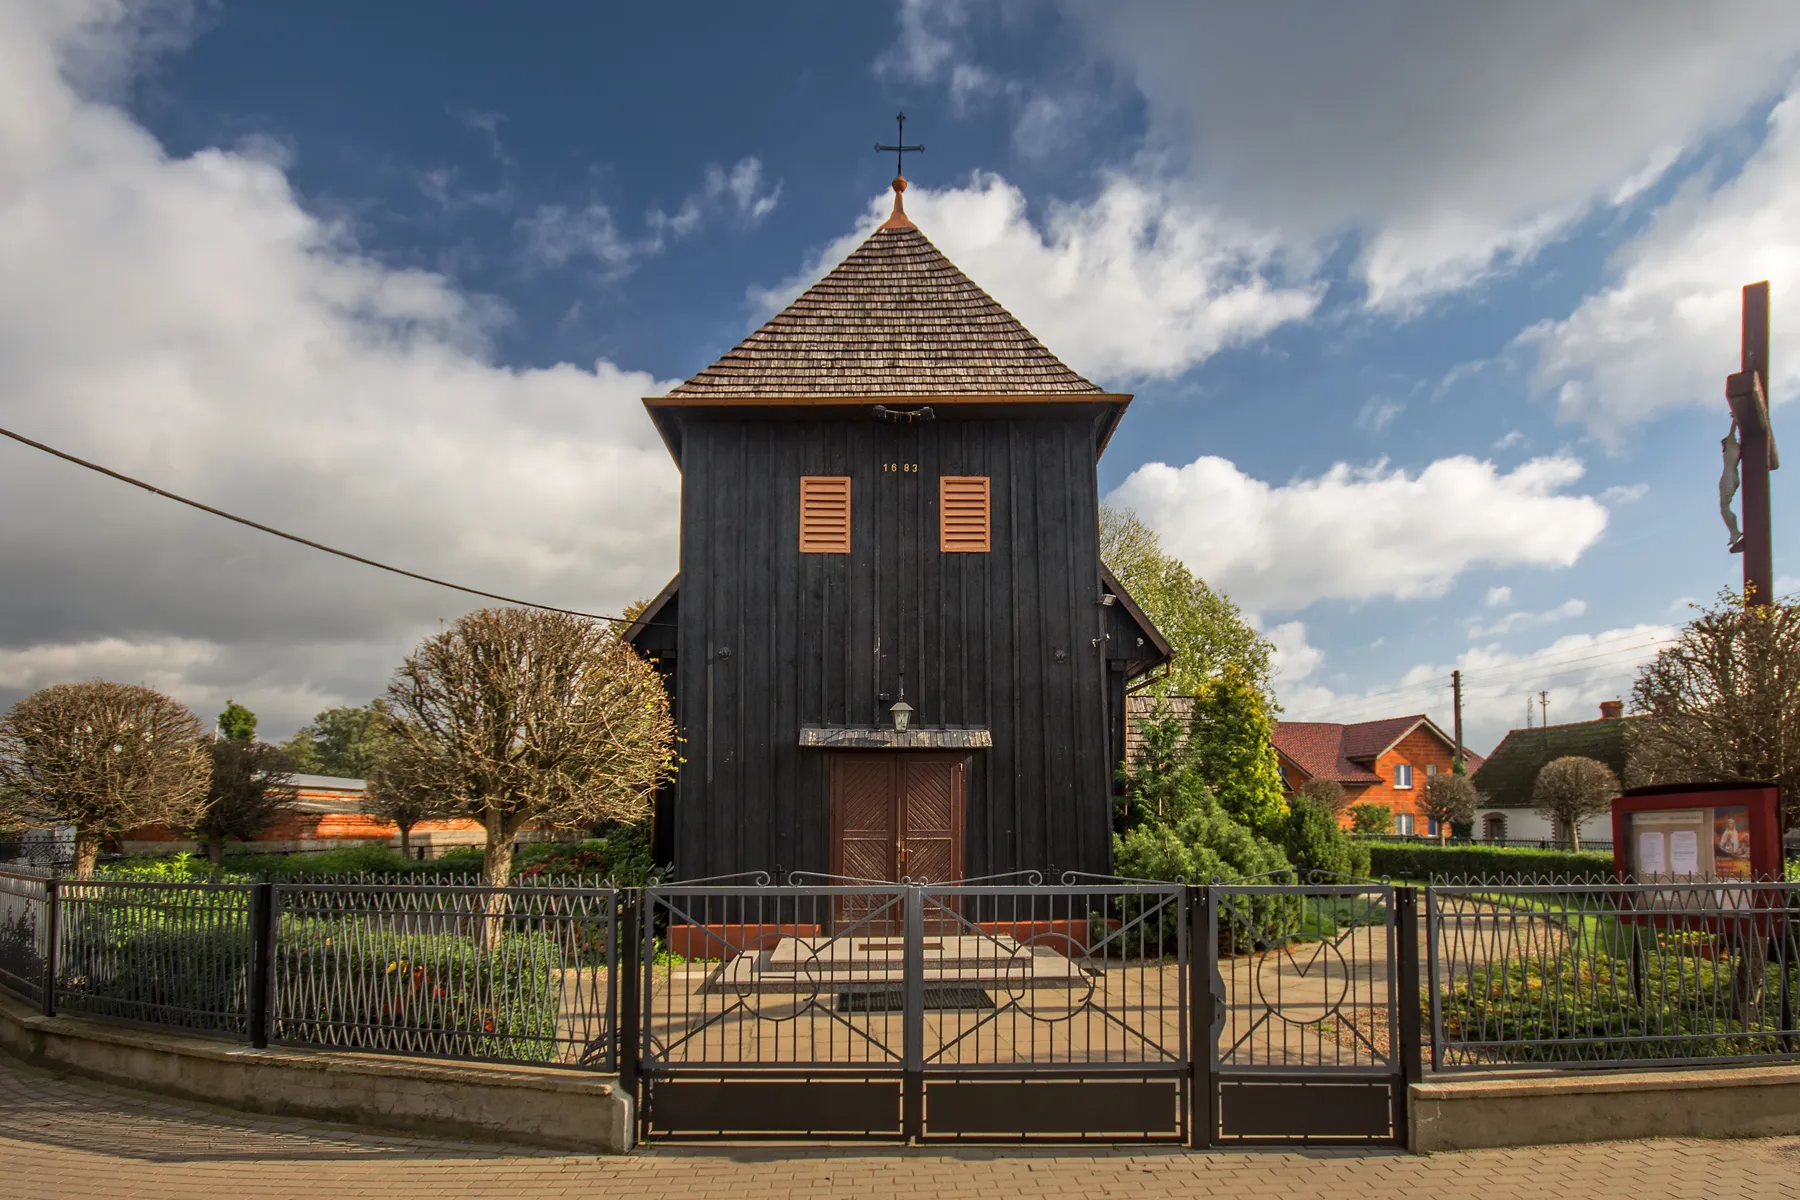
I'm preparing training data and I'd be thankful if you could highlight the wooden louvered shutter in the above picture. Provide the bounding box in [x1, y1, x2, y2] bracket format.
[799, 475, 851, 553]
[939, 476, 990, 552]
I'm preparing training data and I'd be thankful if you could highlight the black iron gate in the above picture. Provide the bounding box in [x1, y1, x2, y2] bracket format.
[623, 878, 1417, 1145]
[1203, 882, 1419, 1146]
[632, 878, 1188, 1142]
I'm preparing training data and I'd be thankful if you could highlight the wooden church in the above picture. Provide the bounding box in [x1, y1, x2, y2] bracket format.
[625, 175, 1171, 884]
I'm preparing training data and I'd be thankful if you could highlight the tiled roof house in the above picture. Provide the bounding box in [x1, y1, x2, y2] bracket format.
[1124, 696, 1480, 836]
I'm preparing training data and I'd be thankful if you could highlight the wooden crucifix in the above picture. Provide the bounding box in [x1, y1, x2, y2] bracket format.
[1726, 281, 1779, 607]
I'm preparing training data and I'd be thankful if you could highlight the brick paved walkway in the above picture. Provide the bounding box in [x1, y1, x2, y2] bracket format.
[5, 1053, 1800, 1198]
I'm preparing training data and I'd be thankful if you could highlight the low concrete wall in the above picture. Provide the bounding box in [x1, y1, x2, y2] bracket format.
[0, 989, 633, 1153]
[1411, 1064, 1800, 1152]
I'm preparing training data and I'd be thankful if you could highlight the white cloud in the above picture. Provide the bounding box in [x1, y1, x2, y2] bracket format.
[1468, 599, 1587, 639]
[1355, 398, 1403, 434]
[0, 0, 681, 735]
[517, 201, 636, 272]
[1107, 455, 1609, 613]
[519, 156, 780, 275]
[878, 0, 997, 110]
[756, 172, 1321, 382]
[1493, 430, 1525, 451]
[0, 636, 219, 693]
[1524, 83, 1800, 441]
[1602, 483, 1649, 505]
[1281, 624, 1676, 753]
[650, 156, 782, 239]
[892, 1, 1800, 308]
[1264, 620, 1323, 685]
[1485, 586, 1513, 608]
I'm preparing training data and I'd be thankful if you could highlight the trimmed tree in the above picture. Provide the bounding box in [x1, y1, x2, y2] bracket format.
[1532, 756, 1619, 852]
[384, 607, 675, 930]
[194, 735, 299, 865]
[1627, 590, 1800, 827]
[1418, 772, 1478, 846]
[0, 681, 211, 876]
[1185, 664, 1288, 834]
[363, 738, 454, 859]
[1348, 803, 1392, 836]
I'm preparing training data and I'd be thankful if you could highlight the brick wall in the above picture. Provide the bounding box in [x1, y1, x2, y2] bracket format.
[1357, 726, 1463, 831]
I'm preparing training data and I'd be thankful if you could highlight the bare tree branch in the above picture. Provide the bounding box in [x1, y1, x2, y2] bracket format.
[1532, 756, 1619, 853]
[383, 608, 675, 934]
[0, 681, 211, 876]
[1628, 592, 1800, 828]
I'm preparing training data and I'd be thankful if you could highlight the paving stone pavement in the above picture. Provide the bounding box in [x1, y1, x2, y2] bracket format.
[5, 1053, 1800, 1199]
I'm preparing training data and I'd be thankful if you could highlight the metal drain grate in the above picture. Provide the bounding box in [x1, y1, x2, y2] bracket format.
[836, 986, 995, 1012]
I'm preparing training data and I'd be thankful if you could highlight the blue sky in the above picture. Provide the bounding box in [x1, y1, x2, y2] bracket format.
[1, 0, 1798, 754]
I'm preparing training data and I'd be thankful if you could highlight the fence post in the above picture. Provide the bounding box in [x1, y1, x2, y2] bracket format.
[616, 893, 641, 1096]
[1186, 884, 1211, 1150]
[1395, 886, 1423, 1145]
[902, 884, 925, 1143]
[249, 881, 274, 1048]
[40, 874, 58, 1019]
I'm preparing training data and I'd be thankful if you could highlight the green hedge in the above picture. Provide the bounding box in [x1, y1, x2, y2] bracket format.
[1365, 841, 1614, 883]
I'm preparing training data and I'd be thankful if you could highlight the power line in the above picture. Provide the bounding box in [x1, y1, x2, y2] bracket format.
[1459, 635, 1675, 690]
[1293, 633, 1678, 724]
[0, 425, 653, 627]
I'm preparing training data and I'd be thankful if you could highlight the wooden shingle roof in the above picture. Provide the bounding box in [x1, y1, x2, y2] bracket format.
[670, 220, 1102, 398]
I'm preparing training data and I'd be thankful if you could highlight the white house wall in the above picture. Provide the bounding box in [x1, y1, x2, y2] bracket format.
[1475, 808, 1610, 847]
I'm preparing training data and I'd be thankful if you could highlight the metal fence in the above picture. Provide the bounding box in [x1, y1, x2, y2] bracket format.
[12, 869, 1800, 1126]
[1429, 881, 1800, 1070]
[271, 881, 619, 1069]
[54, 878, 255, 1037]
[635, 877, 1191, 1141]
[0, 871, 47, 1006]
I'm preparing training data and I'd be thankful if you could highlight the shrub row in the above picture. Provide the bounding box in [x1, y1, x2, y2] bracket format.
[1365, 841, 1614, 883]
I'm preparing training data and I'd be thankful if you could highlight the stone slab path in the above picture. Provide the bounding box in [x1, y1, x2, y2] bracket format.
[5, 1052, 1800, 1198]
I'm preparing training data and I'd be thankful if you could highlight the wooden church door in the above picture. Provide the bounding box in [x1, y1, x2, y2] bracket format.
[828, 754, 965, 885]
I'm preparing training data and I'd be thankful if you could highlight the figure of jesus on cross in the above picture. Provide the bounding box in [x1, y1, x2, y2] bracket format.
[1723, 282, 1780, 607]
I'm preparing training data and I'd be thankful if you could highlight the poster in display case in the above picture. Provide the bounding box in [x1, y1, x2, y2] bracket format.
[1611, 781, 1781, 923]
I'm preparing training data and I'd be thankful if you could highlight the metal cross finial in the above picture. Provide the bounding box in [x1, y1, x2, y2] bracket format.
[874, 111, 924, 177]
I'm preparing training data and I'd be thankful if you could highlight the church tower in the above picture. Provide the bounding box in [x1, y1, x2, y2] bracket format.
[625, 176, 1169, 883]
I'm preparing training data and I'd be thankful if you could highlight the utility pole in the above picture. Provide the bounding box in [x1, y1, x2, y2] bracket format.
[1451, 670, 1465, 771]
[1726, 281, 1777, 608]
[1539, 690, 1549, 731]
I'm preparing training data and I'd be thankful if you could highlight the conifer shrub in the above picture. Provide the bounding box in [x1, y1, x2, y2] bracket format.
[1278, 795, 1372, 882]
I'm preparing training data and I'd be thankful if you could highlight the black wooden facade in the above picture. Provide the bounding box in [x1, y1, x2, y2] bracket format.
[626, 184, 1169, 882]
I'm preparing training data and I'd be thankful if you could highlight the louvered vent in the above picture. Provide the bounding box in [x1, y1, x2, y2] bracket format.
[799, 476, 851, 553]
[940, 476, 991, 553]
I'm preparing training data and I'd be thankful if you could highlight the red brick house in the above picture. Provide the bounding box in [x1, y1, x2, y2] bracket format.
[119, 774, 550, 858]
[1124, 697, 1482, 835]
[1272, 716, 1482, 835]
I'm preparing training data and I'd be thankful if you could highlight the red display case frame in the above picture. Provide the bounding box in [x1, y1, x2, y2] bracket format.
[1610, 781, 1783, 934]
